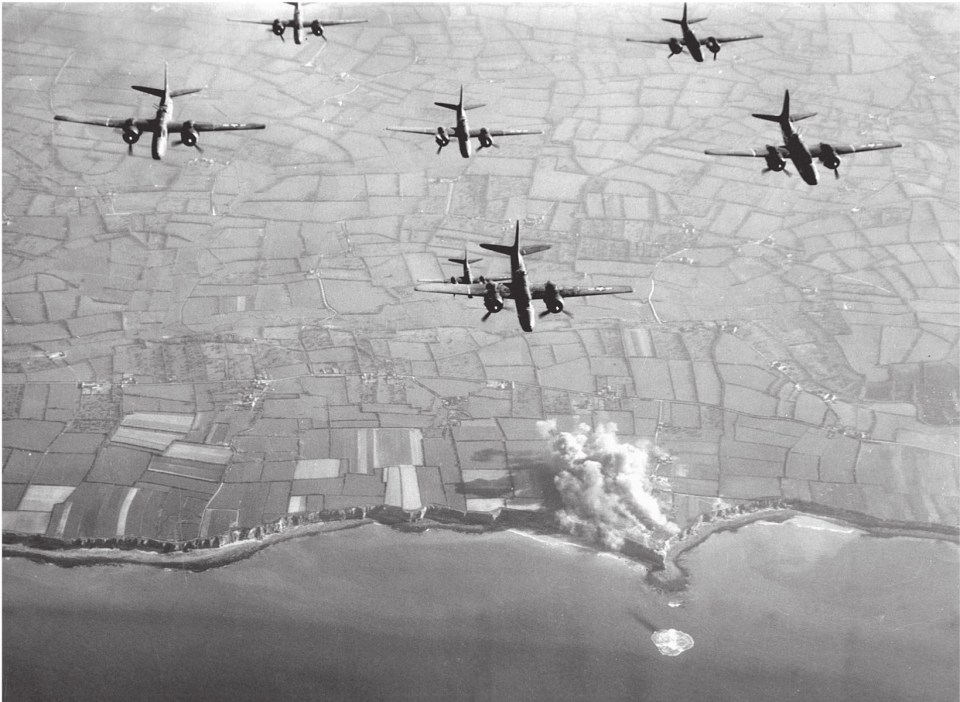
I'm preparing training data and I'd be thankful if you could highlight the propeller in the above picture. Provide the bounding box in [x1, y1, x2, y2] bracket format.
[175, 140, 204, 154]
[761, 166, 791, 176]
[268, 27, 285, 42]
[832, 167, 840, 180]
[481, 311, 493, 322]
[127, 142, 134, 156]
[538, 308, 573, 319]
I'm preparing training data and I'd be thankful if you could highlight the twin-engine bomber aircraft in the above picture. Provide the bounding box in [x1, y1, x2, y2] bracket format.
[626, 2, 762, 62]
[704, 90, 902, 185]
[229, 2, 366, 44]
[387, 87, 543, 158]
[416, 222, 633, 332]
[53, 63, 265, 160]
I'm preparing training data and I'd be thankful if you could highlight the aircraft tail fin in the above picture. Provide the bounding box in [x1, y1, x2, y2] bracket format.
[663, 3, 706, 25]
[752, 89, 791, 125]
[752, 90, 815, 126]
[435, 85, 461, 111]
[435, 86, 484, 111]
[480, 221, 521, 257]
[132, 61, 171, 99]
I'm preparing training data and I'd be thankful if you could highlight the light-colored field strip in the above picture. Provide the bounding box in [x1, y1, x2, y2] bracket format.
[356, 429, 368, 474]
[384, 466, 402, 507]
[164, 442, 232, 465]
[399, 465, 422, 511]
[409, 429, 424, 466]
[288, 495, 306, 513]
[294, 459, 341, 480]
[115, 488, 138, 537]
[52, 502, 72, 539]
[18, 485, 75, 512]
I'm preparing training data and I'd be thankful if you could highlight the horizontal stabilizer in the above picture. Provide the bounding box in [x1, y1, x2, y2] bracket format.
[434, 101, 460, 111]
[131, 85, 165, 98]
[520, 244, 551, 256]
[479, 243, 513, 256]
[751, 112, 782, 124]
[170, 88, 203, 98]
[449, 257, 483, 265]
[752, 110, 817, 124]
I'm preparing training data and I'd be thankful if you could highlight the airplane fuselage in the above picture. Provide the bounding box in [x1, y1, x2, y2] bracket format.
[455, 108, 471, 158]
[151, 100, 171, 160]
[682, 25, 705, 62]
[782, 126, 818, 185]
[510, 252, 535, 332]
[292, 4, 305, 44]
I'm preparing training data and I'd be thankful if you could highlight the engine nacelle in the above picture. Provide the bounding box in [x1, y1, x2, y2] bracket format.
[668, 38, 683, 56]
[478, 127, 494, 149]
[272, 19, 285, 36]
[181, 121, 199, 147]
[484, 282, 503, 314]
[122, 119, 141, 145]
[543, 282, 564, 315]
[311, 19, 324, 37]
[818, 143, 841, 171]
[764, 145, 787, 172]
[435, 126, 450, 148]
[704, 36, 720, 59]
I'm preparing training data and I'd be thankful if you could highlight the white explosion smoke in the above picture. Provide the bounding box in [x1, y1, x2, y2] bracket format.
[537, 420, 679, 552]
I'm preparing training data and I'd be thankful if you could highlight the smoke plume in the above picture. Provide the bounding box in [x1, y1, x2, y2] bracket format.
[537, 420, 679, 552]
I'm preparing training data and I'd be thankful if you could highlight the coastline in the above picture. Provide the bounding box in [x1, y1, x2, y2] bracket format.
[647, 501, 960, 591]
[4, 499, 957, 579]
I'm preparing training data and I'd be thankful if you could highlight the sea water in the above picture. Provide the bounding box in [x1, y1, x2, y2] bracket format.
[4, 518, 958, 701]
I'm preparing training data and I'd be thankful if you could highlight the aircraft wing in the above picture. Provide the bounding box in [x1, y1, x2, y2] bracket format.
[467, 128, 543, 138]
[700, 34, 763, 44]
[625, 38, 675, 45]
[704, 146, 788, 157]
[417, 276, 511, 284]
[386, 127, 455, 136]
[54, 115, 152, 130]
[415, 283, 489, 296]
[227, 19, 291, 26]
[314, 19, 368, 26]
[532, 284, 633, 299]
[168, 122, 266, 132]
[808, 142, 902, 156]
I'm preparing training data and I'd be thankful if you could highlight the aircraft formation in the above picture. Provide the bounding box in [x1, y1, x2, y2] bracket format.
[48, 3, 905, 332]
